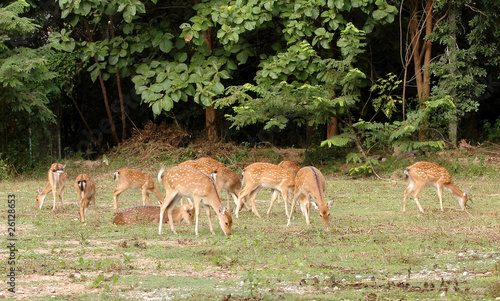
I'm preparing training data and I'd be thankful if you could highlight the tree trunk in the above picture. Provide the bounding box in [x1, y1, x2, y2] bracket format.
[306, 125, 315, 144]
[202, 25, 218, 141]
[327, 116, 338, 139]
[84, 20, 120, 145]
[409, 0, 434, 141]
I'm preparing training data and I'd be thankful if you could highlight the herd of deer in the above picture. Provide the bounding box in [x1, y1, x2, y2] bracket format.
[35, 159, 468, 235]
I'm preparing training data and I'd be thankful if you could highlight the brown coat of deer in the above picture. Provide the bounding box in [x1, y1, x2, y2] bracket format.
[179, 158, 248, 211]
[113, 205, 194, 225]
[74, 174, 97, 222]
[112, 169, 164, 212]
[403, 161, 468, 213]
[267, 160, 301, 214]
[236, 162, 295, 219]
[158, 165, 232, 235]
[287, 167, 333, 229]
[36, 163, 67, 210]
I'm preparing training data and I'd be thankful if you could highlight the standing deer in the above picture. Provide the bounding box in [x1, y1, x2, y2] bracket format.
[287, 167, 334, 229]
[113, 205, 194, 225]
[36, 163, 67, 210]
[403, 161, 468, 213]
[178, 158, 248, 211]
[112, 168, 164, 212]
[74, 174, 97, 222]
[267, 160, 301, 213]
[236, 162, 295, 219]
[157, 165, 232, 235]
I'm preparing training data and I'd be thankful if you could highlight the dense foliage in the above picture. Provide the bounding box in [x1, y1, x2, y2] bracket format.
[1, 0, 500, 175]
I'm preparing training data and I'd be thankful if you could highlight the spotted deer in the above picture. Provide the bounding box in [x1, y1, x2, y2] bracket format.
[113, 204, 194, 225]
[74, 174, 97, 222]
[236, 162, 295, 218]
[278, 160, 301, 175]
[267, 160, 301, 213]
[36, 163, 67, 210]
[179, 158, 248, 211]
[403, 161, 468, 213]
[112, 168, 164, 212]
[287, 167, 334, 229]
[157, 165, 232, 235]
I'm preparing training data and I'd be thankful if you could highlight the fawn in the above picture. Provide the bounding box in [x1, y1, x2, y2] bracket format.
[158, 165, 232, 235]
[112, 168, 164, 212]
[113, 204, 194, 225]
[236, 162, 295, 218]
[403, 161, 468, 213]
[287, 167, 334, 229]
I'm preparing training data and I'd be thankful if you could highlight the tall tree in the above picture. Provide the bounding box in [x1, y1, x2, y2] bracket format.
[0, 0, 59, 169]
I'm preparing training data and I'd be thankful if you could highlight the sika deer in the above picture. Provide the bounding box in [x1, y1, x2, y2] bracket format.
[113, 205, 194, 225]
[112, 168, 164, 212]
[74, 174, 97, 222]
[236, 162, 295, 218]
[287, 167, 334, 229]
[157, 165, 232, 235]
[36, 163, 67, 210]
[403, 161, 468, 213]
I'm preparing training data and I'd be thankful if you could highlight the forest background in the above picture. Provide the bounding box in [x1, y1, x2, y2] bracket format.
[1, 0, 500, 177]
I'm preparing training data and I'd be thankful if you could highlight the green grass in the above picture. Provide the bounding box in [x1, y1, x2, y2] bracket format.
[1, 160, 499, 300]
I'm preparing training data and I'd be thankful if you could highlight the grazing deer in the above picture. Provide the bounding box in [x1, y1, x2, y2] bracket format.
[287, 167, 334, 229]
[36, 163, 67, 210]
[179, 158, 248, 211]
[278, 160, 301, 175]
[236, 162, 295, 219]
[178, 157, 224, 175]
[267, 160, 301, 213]
[113, 204, 194, 225]
[74, 174, 97, 222]
[157, 165, 232, 235]
[112, 168, 164, 212]
[403, 161, 468, 213]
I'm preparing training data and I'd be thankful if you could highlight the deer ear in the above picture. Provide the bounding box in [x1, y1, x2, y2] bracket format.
[327, 199, 334, 207]
[36, 187, 43, 194]
[219, 205, 226, 215]
[310, 202, 319, 210]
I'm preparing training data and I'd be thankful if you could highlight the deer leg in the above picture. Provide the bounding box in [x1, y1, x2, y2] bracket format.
[193, 198, 202, 236]
[92, 194, 99, 222]
[436, 182, 445, 211]
[248, 188, 262, 218]
[281, 188, 290, 218]
[411, 184, 425, 213]
[303, 195, 311, 225]
[403, 183, 414, 213]
[266, 190, 280, 217]
[59, 186, 65, 210]
[204, 203, 215, 235]
[51, 185, 57, 211]
[159, 190, 178, 235]
[236, 184, 258, 218]
[112, 185, 129, 211]
[287, 192, 300, 226]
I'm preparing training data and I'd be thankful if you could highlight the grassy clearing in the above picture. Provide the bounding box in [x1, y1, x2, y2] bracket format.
[1, 158, 499, 300]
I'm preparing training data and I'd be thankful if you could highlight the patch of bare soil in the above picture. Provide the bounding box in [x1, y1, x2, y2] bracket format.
[1, 271, 103, 300]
